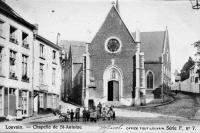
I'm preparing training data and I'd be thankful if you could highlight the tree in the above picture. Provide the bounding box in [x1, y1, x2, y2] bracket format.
[180, 57, 195, 81]
[192, 40, 200, 56]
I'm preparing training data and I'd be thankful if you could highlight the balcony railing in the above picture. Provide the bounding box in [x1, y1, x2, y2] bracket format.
[10, 58, 16, 65]
[21, 74, 29, 83]
[22, 40, 29, 49]
[9, 35, 18, 44]
[9, 72, 18, 80]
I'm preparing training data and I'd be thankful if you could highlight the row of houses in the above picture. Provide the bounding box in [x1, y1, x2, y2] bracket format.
[172, 62, 200, 93]
[0, 0, 61, 119]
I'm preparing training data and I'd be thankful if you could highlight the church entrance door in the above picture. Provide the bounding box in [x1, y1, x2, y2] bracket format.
[108, 80, 119, 101]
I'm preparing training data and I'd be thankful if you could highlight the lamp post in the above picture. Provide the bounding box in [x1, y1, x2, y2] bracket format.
[190, 0, 200, 9]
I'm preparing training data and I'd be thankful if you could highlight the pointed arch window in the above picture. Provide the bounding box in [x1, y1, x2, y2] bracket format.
[147, 71, 154, 89]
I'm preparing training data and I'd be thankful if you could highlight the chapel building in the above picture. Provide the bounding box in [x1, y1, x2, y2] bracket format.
[61, 1, 171, 107]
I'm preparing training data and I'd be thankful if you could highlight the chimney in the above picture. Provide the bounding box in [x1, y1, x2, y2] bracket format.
[56, 32, 61, 46]
[33, 23, 39, 36]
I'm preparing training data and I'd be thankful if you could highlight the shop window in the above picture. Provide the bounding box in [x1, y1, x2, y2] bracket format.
[22, 91, 28, 115]
[39, 93, 44, 108]
[9, 88, 16, 95]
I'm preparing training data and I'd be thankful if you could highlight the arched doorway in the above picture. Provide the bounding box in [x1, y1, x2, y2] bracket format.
[108, 80, 119, 101]
[103, 65, 123, 102]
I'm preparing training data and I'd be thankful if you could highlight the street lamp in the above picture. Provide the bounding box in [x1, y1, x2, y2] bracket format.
[190, 0, 200, 9]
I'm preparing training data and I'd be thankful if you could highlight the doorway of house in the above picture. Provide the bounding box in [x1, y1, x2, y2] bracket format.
[108, 80, 119, 101]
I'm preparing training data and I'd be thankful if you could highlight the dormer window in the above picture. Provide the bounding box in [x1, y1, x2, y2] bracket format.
[9, 26, 18, 44]
[22, 32, 29, 49]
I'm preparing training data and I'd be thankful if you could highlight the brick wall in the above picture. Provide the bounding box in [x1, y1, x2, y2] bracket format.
[89, 6, 136, 99]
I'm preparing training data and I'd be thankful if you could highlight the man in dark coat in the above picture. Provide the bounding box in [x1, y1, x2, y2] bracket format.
[70, 109, 74, 122]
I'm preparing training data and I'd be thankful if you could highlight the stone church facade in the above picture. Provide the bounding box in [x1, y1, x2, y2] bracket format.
[61, 2, 171, 107]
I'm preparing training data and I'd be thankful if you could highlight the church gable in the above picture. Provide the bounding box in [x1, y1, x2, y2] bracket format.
[89, 6, 136, 56]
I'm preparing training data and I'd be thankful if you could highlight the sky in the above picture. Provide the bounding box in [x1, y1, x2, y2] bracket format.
[5, 0, 200, 81]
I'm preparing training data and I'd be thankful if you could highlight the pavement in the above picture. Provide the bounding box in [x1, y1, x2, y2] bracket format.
[0, 101, 195, 125]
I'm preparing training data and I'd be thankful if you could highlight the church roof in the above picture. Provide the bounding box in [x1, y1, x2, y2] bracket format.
[131, 31, 166, 62]
[60, 40, 86, 63]
[0, 0, 36, 30]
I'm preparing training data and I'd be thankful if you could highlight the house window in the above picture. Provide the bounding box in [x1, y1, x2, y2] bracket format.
[0, 87, 3, 115]
[52, 68, 56, 85]
[40, 44, 44, 58]
[0, 20, 4, 38]
[22, 55, 29, 82]
[52, 50, 56, 60]
[39, 63, 44, 83]
[0, 47, 3, 75]
[39, 93, 44, 108]
[9, 26, 18, 44]
[22, 32, 29, 49]
[195, 77, 198, 83]
[147, 71, 154, 89]
[9, 50, 17, 80]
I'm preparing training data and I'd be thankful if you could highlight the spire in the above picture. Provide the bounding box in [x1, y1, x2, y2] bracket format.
[112, 0, 120, 13]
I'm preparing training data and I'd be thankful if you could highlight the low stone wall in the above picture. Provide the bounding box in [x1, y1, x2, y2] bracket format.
[172, 79, 200, 93]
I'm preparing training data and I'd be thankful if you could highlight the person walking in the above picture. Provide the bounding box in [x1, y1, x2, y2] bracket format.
[102, 107, 106, 121]
[93, 108, 97, 122]
[97, 106, 101, 119]
[90, 108, 94, 122]
[107, 108, 111, 120]
[86, 109, 90, 122]
[66, 109, 70, 122]
[97, 102, 102, 116]
[75, 108, 80, 122]
[82, 107, 87, 122]
[70, 109, 74, 122]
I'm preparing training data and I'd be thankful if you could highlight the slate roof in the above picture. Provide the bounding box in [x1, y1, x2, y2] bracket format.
[35, 34, 61, 50]
[131, 31, 166, 62]
[0, 0, 36, 30]
[60, 40, 86, 63]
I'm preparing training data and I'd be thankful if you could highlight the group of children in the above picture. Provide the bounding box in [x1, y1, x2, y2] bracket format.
[82, 102, 116, 122]
[64, 108, 81, 122]
[62, 102, 116, 122]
